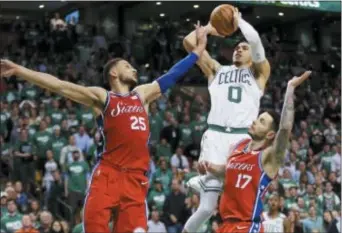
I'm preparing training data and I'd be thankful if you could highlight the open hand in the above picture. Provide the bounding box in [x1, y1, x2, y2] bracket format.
[232, 7, 240, 31]
[0, 59, 19, 78]
[195, 21, 209, 47]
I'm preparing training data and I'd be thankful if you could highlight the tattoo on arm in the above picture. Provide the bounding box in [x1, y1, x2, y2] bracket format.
[273, 86, 295, 165]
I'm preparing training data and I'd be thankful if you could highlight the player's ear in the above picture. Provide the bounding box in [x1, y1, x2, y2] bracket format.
[109, 67, 118, 79]
[266, 130, 276, 141]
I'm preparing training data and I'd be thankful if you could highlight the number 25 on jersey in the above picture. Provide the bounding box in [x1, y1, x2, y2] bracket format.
[130, 116, 146, 131]
[235, 174, 252, 189]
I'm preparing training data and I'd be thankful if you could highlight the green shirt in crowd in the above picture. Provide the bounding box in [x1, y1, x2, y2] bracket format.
[320, 151, 334, 173]
[51, 136, 68, 162]
[67, 161, 90, 194]
[0, 212, 23, 233]
[179, 123, 193, 147]
[149, 113, 163, 144]
[48, 109, 67, 126]
[72, 223, 83, 233]
[153, 169, 173, 194]
[148, 189, 167, 211]
[32, 131, 52, 158]
[4, 90, 19, 103]
[190, 121, 207, 143]
[78, 109, 95, 130]
[155, 144, 172, 159]
[279, 178, 298, 190]
[21, 86, 39, 100]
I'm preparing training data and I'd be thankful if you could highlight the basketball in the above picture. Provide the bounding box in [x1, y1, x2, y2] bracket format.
[210, 4, 237, 36]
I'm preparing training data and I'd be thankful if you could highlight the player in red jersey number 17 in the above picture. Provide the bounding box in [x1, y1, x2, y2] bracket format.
[1, 22, 210, 233]
[198, 71, 312, 233]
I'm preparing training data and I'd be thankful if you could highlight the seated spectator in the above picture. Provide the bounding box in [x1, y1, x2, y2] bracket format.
[38, 211, 53, 233]
[147, 210, 167, 233]
[323, 211, 339, 233]
[1, 200, 23, 233]
[14, 181, 28, 212]
[14, 214, 38, 233]
[1, 192, 8, 217]
[148, 178, 167, 212]
[50, 220, 64, 233]
[155, 138, 172, 159]
[301, 206, 324, 233]
[162, 179, 187, 233]
[170, 147, 189, 171]
[28, 200, 41, 220]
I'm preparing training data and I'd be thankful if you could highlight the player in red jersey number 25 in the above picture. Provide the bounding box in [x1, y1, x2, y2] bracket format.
[198, 71, 312, 233]
[0, 23, 209, 233]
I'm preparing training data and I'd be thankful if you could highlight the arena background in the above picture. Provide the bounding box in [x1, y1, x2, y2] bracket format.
[0, 1, 341, 233]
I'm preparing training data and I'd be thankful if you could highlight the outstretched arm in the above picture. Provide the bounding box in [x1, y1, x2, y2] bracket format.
[263, 71, 312, 178]
[0, 60, 107, 115]
[134, 22, 209, 105]
[183, 23, 221, 82]
[233, 8, 270, 90]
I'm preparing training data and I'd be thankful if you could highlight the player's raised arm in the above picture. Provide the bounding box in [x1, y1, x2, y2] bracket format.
[234, 8, 271, 90]
[262, 71, 312, 178]
[0, 59, 107, 115]
[183, 23, 221, 82]
[134, 22, 209, 105]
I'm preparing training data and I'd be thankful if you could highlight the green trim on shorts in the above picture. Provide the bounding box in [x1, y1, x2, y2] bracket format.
[208, 124, 249, 134]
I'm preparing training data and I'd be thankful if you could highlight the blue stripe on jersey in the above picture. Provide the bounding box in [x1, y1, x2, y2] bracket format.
[96, 113, 106, 160]
[249, 222, 262, 233]
[251, 172, 272, 223]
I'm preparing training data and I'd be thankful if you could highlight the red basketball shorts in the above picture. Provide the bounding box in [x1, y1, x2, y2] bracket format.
[83, 162, 149, 233]
[217, 221, 264, 233]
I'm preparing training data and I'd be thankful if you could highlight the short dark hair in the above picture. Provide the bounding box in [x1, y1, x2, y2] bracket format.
[266, 110, 280, 132]
[234, 39, 249, 48]
[103, 58, 124, 83]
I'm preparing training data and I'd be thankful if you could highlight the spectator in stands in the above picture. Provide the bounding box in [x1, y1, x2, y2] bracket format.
[50, 126, 67, 163]
[163, 179, 186, 233]
[170, 147, 189, 171]
[64, 151, 90, 214]
[43, 150, 58, 193]
[73, 125, 92, 155]
[0, 200, 22, 233]
[28, 200, 41, 221]
[301, 206, 324, 233]
[59, 135, 84, 172]
[323, 211, 340, 233]
[38, 211, 53, 233]
[147, 210, 167, 233]
[148, 178, 167, 212]
[50, 220, 64, 233]
[32, 120, 52, 172]
[14, 181, 28, 212]
[1, 192, 8, 217]
[15, 214, 38, 233]
[47, 170, 64, 218]
[13, 129, 35, 186]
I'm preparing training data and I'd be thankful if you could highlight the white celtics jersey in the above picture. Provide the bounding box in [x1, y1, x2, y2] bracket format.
[207, 65, 263, 128]
[262, 212, 286, 233]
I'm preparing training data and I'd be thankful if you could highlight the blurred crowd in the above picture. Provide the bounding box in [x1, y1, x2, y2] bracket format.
[0, 10, 341, 233]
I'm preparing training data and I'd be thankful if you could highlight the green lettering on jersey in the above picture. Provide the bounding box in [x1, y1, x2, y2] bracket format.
[228, 86, 242, 103]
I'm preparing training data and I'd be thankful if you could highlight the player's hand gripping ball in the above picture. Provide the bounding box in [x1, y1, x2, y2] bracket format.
[210, 4, 238, 36]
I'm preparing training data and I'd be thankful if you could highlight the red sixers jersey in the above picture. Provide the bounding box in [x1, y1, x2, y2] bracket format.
[96, 91, 150, 172]
[219, 139, 272, 223]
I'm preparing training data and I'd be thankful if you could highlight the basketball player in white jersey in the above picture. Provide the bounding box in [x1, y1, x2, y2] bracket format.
[182, 8, 271, 233]
[262, 193, 291, 233]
